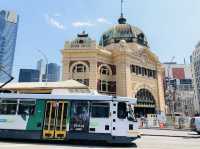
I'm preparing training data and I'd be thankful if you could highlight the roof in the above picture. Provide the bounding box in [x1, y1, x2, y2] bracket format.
[0, 93, 137, 103]
[0, 80, 88, 90]
[99, 16, 148, 47]
[64, 31, 96, 49]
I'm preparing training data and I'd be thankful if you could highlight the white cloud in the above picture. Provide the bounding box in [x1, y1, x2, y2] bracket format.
[71, 17, 110, 28]
[45, 14, 65, 30]
[53, 13, 61, 17]
[72, 21, 95, 27]
[97, 17, 110, 24]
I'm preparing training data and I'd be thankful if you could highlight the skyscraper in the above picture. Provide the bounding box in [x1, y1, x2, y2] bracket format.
[42, 63, 60, 82]
[18, 69, 40, 82]
[37, 59, 45, 82]
[36, 59, 60, 82]
[0, 10, 19, 82]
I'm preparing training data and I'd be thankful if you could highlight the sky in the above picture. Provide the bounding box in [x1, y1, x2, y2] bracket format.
[1, 0, 200, 80]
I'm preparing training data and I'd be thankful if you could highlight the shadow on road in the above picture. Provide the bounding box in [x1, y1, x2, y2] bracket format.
[0, 139, 138, 148]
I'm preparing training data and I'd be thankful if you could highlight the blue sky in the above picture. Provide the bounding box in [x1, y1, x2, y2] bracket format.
[1, 0, 200, 79]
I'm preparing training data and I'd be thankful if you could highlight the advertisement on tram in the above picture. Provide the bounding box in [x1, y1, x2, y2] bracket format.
[70, 101, 90, 132]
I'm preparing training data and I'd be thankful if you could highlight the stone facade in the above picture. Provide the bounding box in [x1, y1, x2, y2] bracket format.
[62, 18, 165, 116]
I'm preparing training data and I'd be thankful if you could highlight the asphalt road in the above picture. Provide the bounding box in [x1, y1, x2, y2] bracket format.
[0, 129, 199, 149]
[136, 129, 200, 149]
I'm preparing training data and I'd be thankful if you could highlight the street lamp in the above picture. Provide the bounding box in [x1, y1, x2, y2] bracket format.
[37, 50, 48, 83]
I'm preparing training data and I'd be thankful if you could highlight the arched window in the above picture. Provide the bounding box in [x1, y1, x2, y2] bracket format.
[72, 64, 86, 73]
[70, 62, 89, 86]
[100, 66, 110, 76]
[135, 89, 155, 105]
[134, 89, 156, 117]
[99, 64, 112, 76]
[98, 64, 116, 94]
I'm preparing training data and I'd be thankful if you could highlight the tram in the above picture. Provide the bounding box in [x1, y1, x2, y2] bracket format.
[0, 91, 141, 144]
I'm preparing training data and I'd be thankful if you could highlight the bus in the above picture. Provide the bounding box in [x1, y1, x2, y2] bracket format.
[0, 92, 141, 144]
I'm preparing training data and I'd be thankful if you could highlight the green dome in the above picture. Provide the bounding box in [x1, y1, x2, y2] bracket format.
[99, 16, 148, 47]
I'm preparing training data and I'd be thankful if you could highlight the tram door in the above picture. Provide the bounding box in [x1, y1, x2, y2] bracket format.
[43, 101, 69, 140]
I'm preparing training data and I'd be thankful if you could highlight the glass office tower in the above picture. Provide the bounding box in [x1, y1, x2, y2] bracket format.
[0, 10, 19, 82]
[42, 63, 60, 82]
[18, 69, 40, 82]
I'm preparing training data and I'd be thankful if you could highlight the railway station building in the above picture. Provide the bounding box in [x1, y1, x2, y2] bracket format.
[61, 15, 165, 116]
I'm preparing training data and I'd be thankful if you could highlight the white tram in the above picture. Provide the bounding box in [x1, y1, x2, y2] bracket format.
[0, 91, 141, 144]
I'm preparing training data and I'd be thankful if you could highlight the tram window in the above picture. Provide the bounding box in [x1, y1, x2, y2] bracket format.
[0, 100, 17, 115]
[18, 101, 35, 115]
[117, 102, 127, 119]
[91, 102, 110, 118]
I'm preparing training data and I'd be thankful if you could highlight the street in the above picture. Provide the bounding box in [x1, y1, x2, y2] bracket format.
[0, 129, 199, 149]
[136, 129, 200, 149]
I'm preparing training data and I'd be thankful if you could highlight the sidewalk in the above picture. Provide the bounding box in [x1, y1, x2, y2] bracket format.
[140, 128, 199, 138]
[141, 127, 191, 131]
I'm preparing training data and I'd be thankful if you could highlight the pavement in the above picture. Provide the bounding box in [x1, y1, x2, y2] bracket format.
[136, 134, 200, 149]
[140, 128, 199, 138]
[0, 129, 199, 149]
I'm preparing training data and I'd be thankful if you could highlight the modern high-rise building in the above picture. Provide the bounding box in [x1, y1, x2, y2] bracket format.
[37, 59, 45, 82]
[42, 63, 60, 82]
[18, 69, 40, 82]
[36, 59, 60, 82]
[191, 42, 200, 114]
[0, 10, 19, 82]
